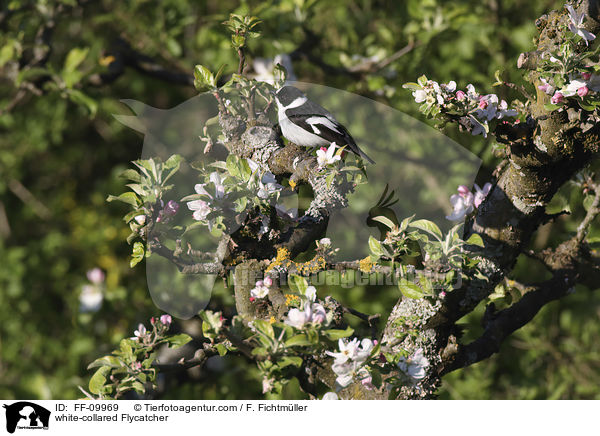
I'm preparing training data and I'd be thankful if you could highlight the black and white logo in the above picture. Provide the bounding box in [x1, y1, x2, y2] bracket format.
[2, 402, 50, 433]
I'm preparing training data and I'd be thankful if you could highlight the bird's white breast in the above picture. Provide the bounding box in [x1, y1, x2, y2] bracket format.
[276, 98, 329, 147]
[278, 116, 329, 147]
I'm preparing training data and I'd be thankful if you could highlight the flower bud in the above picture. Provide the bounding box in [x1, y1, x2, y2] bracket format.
[457, 185, 470, 196]
[577, 86, 589, 97]
[551, 92, 564, 104]
[455, 90, 466, 101]
[160, 314, 172, 326]
[263, 276, 273, 287]
[582, 72, 592, 80]
[164, 200, 179, 216]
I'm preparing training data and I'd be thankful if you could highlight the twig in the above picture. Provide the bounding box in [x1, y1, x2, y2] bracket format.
[154, 345, 219, 372]
[576, 181, 600, 243]
[8, 179, 52, 219]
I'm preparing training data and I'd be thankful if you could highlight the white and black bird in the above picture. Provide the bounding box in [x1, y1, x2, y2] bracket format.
[274, 85, 375, 164]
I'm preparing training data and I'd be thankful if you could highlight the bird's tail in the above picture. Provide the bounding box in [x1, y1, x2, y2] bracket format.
[357, 147, 375, 165]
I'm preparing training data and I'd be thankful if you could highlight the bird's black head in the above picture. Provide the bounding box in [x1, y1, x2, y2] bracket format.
[275, 85, 306, 107]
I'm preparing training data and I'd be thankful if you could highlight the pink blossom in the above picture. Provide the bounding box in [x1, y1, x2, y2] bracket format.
[263, 276, 273, 287]
[537, 78, 554, 95]
[551, 92, 564, 104]
[474, 183, 492, 208]
[86, 267, 105, 285]
[457, 185, 470, 197]
[478, 98, 488, 109]
[160, 314, 172, 326]
[164, 200, 179, 216]
[582, 72, 592, 80]
[455, 90, 466, 101]
[577, 86, 589, 97]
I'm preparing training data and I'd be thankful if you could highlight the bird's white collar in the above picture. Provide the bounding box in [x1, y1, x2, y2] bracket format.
[277, 95, 308, 111]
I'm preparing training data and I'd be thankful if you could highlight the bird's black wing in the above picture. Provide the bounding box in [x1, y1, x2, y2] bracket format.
[286, 111, 348, 140]
[286, 113, 376, 163]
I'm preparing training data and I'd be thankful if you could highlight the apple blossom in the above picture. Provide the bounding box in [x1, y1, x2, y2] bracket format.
[79, 284, 103, 312]
[134, 215, 146, 225]
[326, 338, 361, 364]
[566, 5, 596, 45]
[164, 200, 179, 216]
[250, 280, 270, 299]
[263, 276, 273, 287]
[577, 86, 589, 97]
[86, 267, 105, 285]
[537, 78, 555, 95]
[562, 79, 588, 97]
[397, 348, 430, 381]
[446, 191, 474, 221]
[473, 183, 492, 208]
[318, 237, 331, 247]
[284, 302, 327, 328]
[551, 92, 564, 104]
[455, 90, 466, 101]
[160, 314, 172, 326]
[304, 285, 317, 302]
[317, 143, 342, 168]
[133, 323, 147, 340]
[187, 199, 212, 221]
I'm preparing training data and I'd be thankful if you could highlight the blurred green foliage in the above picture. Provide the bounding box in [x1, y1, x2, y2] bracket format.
[1, 0, 597, 400]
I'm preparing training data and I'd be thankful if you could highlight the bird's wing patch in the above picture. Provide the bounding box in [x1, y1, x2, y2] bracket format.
[286, 114, 348, 145]
[306, 116, 342, 135]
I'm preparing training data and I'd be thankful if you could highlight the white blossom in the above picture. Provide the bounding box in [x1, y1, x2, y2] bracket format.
[250, 280, 270, 299]
[446, 191, 474, 221]
[187, 199, 212, 221]
[317, 142, 342, 168]
[473, 182, 492, 208]
[79, 284, 103, 312]
[567, 5, 596, 45]
[397, 348, 430, 381]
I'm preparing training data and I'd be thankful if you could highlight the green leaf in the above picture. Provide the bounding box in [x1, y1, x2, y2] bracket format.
[398, 279, 424, 299]
[583, 194, 595, 211]
[372, 215, 396, 230]
[194, 64, 216, 91]
[88, 366, 111, 395]
[130, 242, 145, 267]
[231, 34, 246, 48]
[16, 67, 48, 86]
[64, 47, 89, 73]
[0, 43, 15, 67]
[544, 103, 560, 112]
[165, 333, 192, 349]
[289, 274, 308, 295]
[253, 319, 275, 340]
[323, 327, 354, 340]
[120, 169, 142, 182]
[285, 334, 312, 347]
[410, 219, 443, 241]
[68, 89, 97, 117]
[278, 356, 303, 368]
[87, 356, 121, 370]
[215, 343, 228, 356]
[107, 192, 139, 207]
[402, 82, 421, 90]
[368, 235, 384, 257]
[126, 184, 147, 196]
[465, 233, 485, 247]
